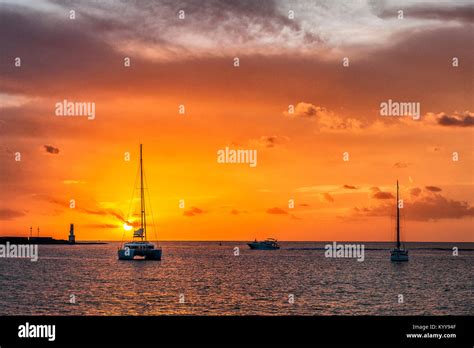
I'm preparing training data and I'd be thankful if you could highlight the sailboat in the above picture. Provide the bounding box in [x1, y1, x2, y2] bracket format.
[390, 180, 409, 262]
[118, 144, 162, 261]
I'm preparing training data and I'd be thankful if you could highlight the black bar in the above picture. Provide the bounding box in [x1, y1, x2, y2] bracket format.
[0, 316, 472, 346]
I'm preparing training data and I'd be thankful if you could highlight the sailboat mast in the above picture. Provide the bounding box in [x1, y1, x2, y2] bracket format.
[140, 144, 146, 241]
[396, 180, 400, 249]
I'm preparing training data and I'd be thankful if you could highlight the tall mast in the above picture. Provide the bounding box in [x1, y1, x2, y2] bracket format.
[140, 144, 146, 241]
[396, 180, 400, 249]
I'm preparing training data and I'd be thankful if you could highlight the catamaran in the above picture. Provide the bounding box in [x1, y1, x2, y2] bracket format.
[118, 144, 162, 261]
[390, 180, 409, 262]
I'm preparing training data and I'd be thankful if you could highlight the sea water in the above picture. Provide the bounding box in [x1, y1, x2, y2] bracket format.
[0, 242, 472, 315]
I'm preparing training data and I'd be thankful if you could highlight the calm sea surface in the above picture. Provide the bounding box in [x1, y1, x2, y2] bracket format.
[0, 242, 472, 315]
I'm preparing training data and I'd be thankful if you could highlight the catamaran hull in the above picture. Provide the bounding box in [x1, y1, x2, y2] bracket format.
[118, 248, 162, 260]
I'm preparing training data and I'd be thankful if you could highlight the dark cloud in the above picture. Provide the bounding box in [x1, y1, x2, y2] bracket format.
[370, 187, 394, 200]
[437, 112, 474, 127]
[0, 6, 124, 98]
[1, 5, 472, 120]
[407, 193, 474, 220]
[43, 145, 59, 154]
[382, 5, 474, 23]
[425, 186, 442, 192]
[373, 191, 395, 200]
[355, 190, 474, 221]
[266, 207, 287, 215]
[343, 184, 358, 189]
[299, 203, 310, 207]
[0, 208, 25, 220]
[410, 187, 422, 197]
[0, 5, 302, 102]
[411, 5, 474, 22]
[372, 2, 474, 22]
[183, 207, 205, 217]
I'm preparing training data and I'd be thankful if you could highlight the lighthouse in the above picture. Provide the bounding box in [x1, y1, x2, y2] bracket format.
[68, 223, 75, 244]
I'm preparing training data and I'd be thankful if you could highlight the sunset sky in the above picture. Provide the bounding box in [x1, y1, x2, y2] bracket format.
[0, 0, 473, 242]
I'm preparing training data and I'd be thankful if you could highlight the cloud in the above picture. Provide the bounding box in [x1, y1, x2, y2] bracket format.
[230, 209, 247, 215]
[252, 135, 290, 148]
[410, 187, 422, 197]
[421, 111, 474, 127]
[10, 0, 304, 62]
[183, 206, 205, 217]
[393, 162, 410, 168]
[0, 93, 36, 108]
[19, 0, 468, 63]
[437, 112, 474, 127]
[355, 188, 474, 221]
[407, 193, 474, 220]
[0, 6, 133, 99]
[425, 186, 442, 192]
[321, 192, 334, 202]
[0, 104, 79, 139]
[375, 3, 474, 23]
[43, 145, 59, 154]
[0, 208, 25, 220]
[82, 207, 127, 222]
[36, 195, 128, 223]
[372, 191, 394, 200]
[266, 207, 288, 215]
[285, 102, 321, 119]
[295, 185, 363, 194]
[1, 2, 472, 124]
[284, 102, 364, 131]
[370, 187, 394, 200]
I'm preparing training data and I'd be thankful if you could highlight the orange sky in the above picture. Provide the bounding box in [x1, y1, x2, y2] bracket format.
[0, 1, 473, 241]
